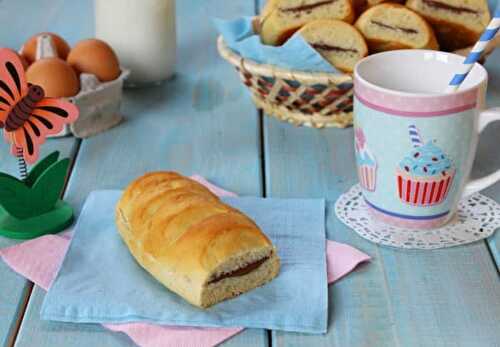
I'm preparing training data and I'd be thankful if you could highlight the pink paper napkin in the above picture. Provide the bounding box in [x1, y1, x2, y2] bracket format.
[0, 177, 370, 347]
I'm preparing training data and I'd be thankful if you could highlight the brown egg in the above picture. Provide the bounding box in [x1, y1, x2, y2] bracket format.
[21, 32, 70, 64]
[67, 39, 120, 82]
[26, 58, 80, 97]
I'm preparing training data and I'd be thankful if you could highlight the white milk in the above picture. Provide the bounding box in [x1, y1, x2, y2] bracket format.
[95, 0, 176, 85]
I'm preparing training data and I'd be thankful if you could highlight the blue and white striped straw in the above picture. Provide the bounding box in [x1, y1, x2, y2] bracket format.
[408, 125, 423, 147]
[447, 9, 500, 92]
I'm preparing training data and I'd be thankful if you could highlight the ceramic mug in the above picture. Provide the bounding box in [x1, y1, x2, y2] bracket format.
[353, 50, 500, 229]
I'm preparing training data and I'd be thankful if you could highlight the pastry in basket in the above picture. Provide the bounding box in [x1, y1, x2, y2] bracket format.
[299, 20, 368, 72]
[352, 0, 404, 14]
[367, 0, 404, 6]
[351, 0, 367, 14]
[260, 0, 355, 45]
[116, 172, 280, 308]
[355, 3, 439, 52]
[406, 0, 491, 51]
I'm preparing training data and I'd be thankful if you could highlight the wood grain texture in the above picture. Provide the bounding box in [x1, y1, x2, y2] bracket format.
[0, 139, 77, 347]
[264, 124, 399, 347]
[263, 59, 500, 347]
[264, 119, 500, 346]
[477, 48, 500, 270]
[14, 287, 137, 347]
[2, 0, 498, 346]
[14, 0, 268, 346]
[0, 1, 81, 345]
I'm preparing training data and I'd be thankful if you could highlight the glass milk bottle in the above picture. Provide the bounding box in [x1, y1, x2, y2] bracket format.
[95, 0, 176, 86]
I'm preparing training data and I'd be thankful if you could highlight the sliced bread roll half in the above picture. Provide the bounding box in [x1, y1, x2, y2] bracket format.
[116, 172, 280, 308]
[260, 0, 355, 46]
[355, 3, 439, 52]
[299, 20, 368, 72]
[406, 0, 491, 51]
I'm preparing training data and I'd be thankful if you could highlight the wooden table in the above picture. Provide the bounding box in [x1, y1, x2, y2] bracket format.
[1, 1, 499, 346]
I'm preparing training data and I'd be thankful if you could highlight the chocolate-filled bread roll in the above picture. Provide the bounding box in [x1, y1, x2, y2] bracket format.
[260, 0, 355, 45]
[355, 3, 439, 52]
[299, 20, 368, 72]
[116, 172, 280, 308]
[406, 0, 491, 51]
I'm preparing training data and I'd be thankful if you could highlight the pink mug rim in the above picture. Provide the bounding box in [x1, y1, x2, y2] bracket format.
[353, 50, 488, 98]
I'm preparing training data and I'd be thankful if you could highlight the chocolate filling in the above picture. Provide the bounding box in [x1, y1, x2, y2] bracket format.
[422, 0, 478, 15]
[312, 43, 358, 53]
[208, 256, 270, 285]
[371, 20, 418, 34]
[280, 0, 336, 13]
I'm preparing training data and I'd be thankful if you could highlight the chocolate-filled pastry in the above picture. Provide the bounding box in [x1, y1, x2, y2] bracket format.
[351, 0, 368, 15]
[260, 0, 355, 46]
[355, 3, 439, 52]
[299, 20, 368, 72]
[367, 0, 404, 6]
[406, 0, 491, 51]
[116, 172, 280, 308]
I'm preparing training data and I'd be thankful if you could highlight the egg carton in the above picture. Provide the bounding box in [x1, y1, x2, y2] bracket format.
[64, 69, 129, 138]
[25, 34, 129, 138]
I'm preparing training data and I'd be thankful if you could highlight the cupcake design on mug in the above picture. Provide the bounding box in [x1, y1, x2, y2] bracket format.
[396, 125, 455, 206]
[355, 127, 377, 192]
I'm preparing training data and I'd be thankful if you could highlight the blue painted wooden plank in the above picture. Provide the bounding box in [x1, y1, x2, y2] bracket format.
[0, 0, 82, 345]
[0, 0, 65, 49]
[379, 243, 499, 346]
[480, 48, 500, 269]
[264, 57, 500, 347]
[15, 0, 268, 346]
[263, 123, 398, 347]
[14, 287, 137, 347]
[0, 138, 78, 347]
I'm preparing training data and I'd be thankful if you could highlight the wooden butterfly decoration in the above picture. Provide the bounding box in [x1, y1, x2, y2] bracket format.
[0, 48, 78, 164]
[0, 48, 79, 239]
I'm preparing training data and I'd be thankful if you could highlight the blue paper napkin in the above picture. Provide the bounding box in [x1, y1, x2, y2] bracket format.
[41, 191, 328, 334]
[214, 17, 338, 73]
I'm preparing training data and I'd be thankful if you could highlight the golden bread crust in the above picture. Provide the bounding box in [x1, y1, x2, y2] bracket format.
[355, 3, 439, 52]
[260, 0, 355, 45]
[406, 0, 490, 50]
[116, 172, 276, 307]
[298, 19, 368, 72]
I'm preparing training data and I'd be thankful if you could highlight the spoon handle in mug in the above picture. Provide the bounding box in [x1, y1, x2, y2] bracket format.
[463, 107, 500, 196]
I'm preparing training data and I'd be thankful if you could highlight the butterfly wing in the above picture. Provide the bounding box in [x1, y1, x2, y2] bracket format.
[0, 48, 28, 129]
[30, 98, 79, 135]
[0, 48, 27, 118]
[9, 126, 40, 165]
[8, 98, 79, 164]
[4, 130, 18, 157]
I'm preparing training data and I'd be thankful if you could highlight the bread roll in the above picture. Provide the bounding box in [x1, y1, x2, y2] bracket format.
[299, 20, 368, 72]
[355, 3, 439, 52]
[406, 0, 491, 51]
[351, 0, 367, 15]
[260, 0, 355, 45]
[116, 172, 280, 308]
[367, 0, 403, 7]
[351, 0, 404, 15]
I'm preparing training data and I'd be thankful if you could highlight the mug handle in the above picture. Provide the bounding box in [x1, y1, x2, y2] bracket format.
[463, 107, 500, 197]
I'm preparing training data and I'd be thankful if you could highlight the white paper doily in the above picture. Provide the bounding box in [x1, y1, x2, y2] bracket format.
[335, 184, 500, 249]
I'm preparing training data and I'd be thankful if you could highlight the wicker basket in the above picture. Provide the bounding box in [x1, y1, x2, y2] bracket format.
[217, 36, 354, 128]
[217, 32, 500, 129]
